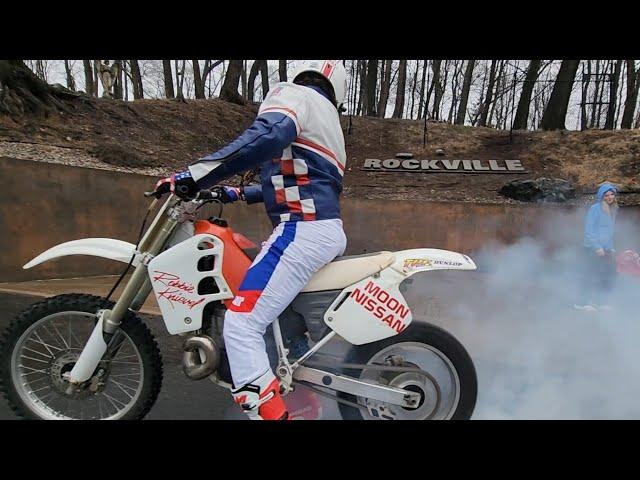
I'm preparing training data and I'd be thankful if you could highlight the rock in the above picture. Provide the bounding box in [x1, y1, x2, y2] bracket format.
[65, 136, 72, 141]
[395, 152, 413, 159]
[499, 177, 576, 203]
[435, 148, 445, 156]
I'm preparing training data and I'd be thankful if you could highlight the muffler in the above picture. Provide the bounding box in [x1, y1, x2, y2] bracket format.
[182, 335, 219, 380]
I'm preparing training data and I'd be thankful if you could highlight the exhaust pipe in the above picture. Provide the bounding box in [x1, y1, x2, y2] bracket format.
[182, 335, 219, 380]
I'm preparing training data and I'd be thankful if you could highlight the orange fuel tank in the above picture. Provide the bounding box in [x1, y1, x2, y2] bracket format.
[194, 220, 254, 307]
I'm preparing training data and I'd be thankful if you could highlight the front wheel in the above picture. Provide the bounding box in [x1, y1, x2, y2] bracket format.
[338, 322, 477, 420]
[0, 294, 163, 420]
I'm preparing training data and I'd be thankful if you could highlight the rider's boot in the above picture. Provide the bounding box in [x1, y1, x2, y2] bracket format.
[231, 370, 289, 420]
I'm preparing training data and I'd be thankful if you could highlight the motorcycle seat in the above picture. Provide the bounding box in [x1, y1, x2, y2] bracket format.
[301, 251, 396, 293]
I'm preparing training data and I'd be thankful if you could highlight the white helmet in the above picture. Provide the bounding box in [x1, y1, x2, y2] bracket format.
[292, 60, 348, 107]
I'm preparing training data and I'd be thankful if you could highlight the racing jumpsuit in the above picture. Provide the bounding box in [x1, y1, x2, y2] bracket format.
[188, 82, 347, 419]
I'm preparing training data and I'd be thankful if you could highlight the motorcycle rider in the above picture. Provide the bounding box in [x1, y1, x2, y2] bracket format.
[154, 60, 349, 420]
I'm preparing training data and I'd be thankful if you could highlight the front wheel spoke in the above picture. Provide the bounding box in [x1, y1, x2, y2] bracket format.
[39, 325, 66, 350]
[50, 322, 70, 349]
[111, 380, 135, 399]
[21, 365, 49, 375]
[102, 392, 127, 410]
[30, 332, 62, 355]
[110, 361, 140, 365]
[112, 353, 138, 361]
[22, 346, 53, 359]
[20, 354, 51, 365]
[30, 384, 52, 394]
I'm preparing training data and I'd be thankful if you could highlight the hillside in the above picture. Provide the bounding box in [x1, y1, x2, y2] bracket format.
[1, 96, 638, 205]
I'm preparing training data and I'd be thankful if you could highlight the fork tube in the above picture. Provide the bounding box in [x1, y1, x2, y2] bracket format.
[105, 205, 180, 332]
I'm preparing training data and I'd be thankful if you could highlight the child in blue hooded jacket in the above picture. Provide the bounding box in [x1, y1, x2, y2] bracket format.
[575, 182, 618, 311]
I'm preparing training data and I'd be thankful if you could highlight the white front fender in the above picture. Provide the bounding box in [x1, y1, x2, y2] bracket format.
[23, 238, 140, 270]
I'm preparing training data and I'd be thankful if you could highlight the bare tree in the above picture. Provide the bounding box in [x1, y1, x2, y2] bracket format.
[430, 60, 444, 119]
[478, 60, 498, 127]
[604, 59, 623, 129]
[128, 60, 144, 99]
[113, 60, 124, 100]
[278, 60, 287, 82]
[455, 60, 475, 125]
[364, 59, 378, 117]
[621, 60, 640, 129]
[513, 60, 541, 130]
[64, 60, 76, 91]
[220, 60, 245, 105]
[192, 60, 205, 99]
[174, 60, 187, 101]
[392, 60, 407, 119]
[162, 60, 175, 99]
[417, 60, 428, 120]
[260, 60, 269, 99]
[247, 60, 261, 101]
[82, 60, 95, 96]
[540, 60, 580, 130]
[377, 59, 393, 118]
[357, 60, 366, 115]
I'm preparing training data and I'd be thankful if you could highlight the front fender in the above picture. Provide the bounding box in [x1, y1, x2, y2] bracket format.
[390, 248, 477, 276]
[23, 238, 140, 269]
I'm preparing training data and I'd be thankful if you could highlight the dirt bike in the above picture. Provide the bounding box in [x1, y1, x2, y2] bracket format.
[0, 186, 478, 420]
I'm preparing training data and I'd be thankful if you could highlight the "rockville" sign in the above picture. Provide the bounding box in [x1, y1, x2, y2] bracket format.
[362, 155, 526, 174]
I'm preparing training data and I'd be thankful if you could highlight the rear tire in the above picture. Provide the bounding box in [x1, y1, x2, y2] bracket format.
[0, 294, 163, 420]
[338, 322, 477, 420]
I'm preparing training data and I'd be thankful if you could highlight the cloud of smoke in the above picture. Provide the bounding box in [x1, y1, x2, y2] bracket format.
[404, 204, 640, 419]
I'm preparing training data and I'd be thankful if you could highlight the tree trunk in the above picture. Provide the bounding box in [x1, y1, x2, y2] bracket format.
[540, 60, 580, 130]
[113, 60, 123, 100]
[488, 60, 505, 127]
[430, 60, 443, 120]
[278, 60, 287, 82]
[478, 60, 497, 127]
[193, 60, 205, 99]
[604, 59, 623, 129]
[377, 59, 393, 118]
[175, 60, 186, 102]
[83, 60, 94, 96]
[93, 60, 100, 97]
[580, 61, 590, 130]
[410, 60, 419, 119]
[64, 60, 76, 91]
[621, 60, 640, 129]
[512, 59, 541, 130]
[0, 60, 75, 116]
[417, 60, 428, 120]
[260, 60, 269, 99]
[129, 60, 144, 99]
[365, 59, 378, 117]
[589, 60, 600, 128]
[219, 60, 245, 105]
[241, 60, 248, 100]
[247, 60, 260, 101]
[162, 60, 175, 99]
[595, 60, 610, 128]
[357, 60, 366, 115]
[392, 60, 407, 119]
[455, 60, 475, 125]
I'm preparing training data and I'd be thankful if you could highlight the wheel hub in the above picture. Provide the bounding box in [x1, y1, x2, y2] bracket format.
[50, 351, 108, 398]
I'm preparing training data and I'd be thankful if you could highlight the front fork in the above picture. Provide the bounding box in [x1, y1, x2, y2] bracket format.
[65, 197, 180, 385]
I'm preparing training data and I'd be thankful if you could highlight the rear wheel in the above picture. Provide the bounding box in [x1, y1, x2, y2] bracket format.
[0, 294, 163, 420]
[338, 322, 477, 420]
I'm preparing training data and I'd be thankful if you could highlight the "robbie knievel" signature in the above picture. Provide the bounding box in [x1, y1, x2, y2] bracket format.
[152, 271, 205, 310]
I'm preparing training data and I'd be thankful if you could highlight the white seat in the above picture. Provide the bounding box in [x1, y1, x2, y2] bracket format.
[301, 251, 396, 293]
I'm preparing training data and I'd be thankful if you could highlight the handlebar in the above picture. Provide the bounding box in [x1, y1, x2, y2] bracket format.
[144, 187, 221, 201]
